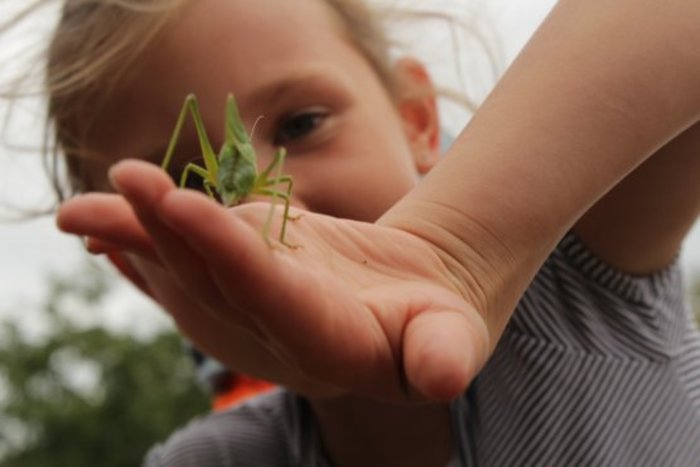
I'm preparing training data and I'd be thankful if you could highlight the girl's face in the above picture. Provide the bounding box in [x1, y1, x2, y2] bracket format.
[85, 0, 439, 222]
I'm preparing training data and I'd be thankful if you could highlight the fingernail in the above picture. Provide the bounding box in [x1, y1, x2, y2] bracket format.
[83, 237, 104, 255]
[108, 164, 124, 193]
[83, 236, 96, 254]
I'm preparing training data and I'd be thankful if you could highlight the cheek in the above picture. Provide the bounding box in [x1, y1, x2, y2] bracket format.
[285, 105, 421, 221]
[298, 151, 420, 222]
[84, 158, 119, 193]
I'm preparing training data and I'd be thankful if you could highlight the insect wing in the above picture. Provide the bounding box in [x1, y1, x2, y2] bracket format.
[217, 145, 256, 206]
[225, 94, 251, 146]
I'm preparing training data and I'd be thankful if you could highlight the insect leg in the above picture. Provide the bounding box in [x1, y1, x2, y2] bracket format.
[257, 187, 297, 248]
[161, 94, 220, 184]
[257, 147, 287, 182]
[180, 162, 217, 200]
[264, 175, 299, 217]
[255, 148, 299, 247]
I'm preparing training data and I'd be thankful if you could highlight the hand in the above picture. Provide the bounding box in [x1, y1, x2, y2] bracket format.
[57, 160, 490, 401]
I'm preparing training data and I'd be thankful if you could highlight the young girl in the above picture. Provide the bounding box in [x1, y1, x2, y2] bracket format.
[10, 0, 700, 465]
[29, 0, 459, 464]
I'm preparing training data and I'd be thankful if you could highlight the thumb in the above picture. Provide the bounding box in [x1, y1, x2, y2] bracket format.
[403, 301, 489, 401]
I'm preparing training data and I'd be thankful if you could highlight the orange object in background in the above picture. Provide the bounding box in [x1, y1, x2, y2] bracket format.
[185, 344, 275, 411]
[211, 373, 276, 411]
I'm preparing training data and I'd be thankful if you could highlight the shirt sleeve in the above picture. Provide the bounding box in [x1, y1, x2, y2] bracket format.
[143, 389, 330, 467]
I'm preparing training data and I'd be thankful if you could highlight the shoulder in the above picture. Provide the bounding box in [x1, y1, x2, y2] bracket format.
[513, 231, 690, 359]
[455, 234, 700, 464]
[143, 389, 324, 467]
[543, 231, 684, 307]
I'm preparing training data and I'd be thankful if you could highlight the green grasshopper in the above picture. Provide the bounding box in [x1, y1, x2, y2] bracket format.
[161, 93, 296, 247]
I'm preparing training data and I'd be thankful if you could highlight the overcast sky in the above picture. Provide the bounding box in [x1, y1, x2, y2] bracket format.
[1, 0, 699, 334]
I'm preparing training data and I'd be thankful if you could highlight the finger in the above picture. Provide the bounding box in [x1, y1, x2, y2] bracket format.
[108, 160, 254, 328]
[156, 189, 391, 391]
[138, 260, 339, 396]
[105, 251, 155, 297]
[403, 298, 489, 401]
[85, 234, 162, 265]
[85, 237, 125, 254]
[57, 193, 157, 260]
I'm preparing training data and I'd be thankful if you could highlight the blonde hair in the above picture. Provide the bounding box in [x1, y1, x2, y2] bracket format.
[46, 0, 185, 196]
[3, 0, 491, 205]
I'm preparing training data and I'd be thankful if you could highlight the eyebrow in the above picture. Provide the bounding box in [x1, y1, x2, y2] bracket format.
[243, 67, 350, 110]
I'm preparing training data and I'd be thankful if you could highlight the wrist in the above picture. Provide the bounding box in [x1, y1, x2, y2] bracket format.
[379, 196, 551, 346]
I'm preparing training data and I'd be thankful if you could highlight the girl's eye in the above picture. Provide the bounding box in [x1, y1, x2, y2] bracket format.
[274, 108, 328, 145]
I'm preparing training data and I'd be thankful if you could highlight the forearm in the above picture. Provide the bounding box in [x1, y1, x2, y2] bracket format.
[381, 0, 700, 340]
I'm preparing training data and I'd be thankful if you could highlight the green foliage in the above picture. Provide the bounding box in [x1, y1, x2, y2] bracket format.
[0, 262, 209, 467]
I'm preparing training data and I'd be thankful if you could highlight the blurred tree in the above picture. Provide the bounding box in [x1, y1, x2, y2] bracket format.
[0, 261, 209, 467]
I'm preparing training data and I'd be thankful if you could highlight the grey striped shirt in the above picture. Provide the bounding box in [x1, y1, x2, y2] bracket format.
[144, 233, 700, 466]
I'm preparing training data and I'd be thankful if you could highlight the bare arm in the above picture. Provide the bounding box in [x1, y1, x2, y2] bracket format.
[575, 121, 700, 274]
[307, 2, 700, 465]
[381, 0, 700, 341]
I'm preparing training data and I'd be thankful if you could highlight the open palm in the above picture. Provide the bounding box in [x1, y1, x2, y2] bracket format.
[58, 160, 490, 401]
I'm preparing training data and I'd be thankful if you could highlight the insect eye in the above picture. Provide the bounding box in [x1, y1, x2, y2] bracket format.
[274, 108, 328, 145]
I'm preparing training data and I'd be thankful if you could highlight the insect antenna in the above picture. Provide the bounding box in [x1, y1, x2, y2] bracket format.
[250, 115, 264, 140]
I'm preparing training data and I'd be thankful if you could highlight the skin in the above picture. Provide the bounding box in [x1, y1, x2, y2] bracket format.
[57, 0, 700, 464]
[73, 0, 465, 397]
[62, 0, 453, 465]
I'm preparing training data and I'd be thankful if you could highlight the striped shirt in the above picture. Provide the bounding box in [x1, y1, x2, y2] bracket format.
[144, 233, 700, 466]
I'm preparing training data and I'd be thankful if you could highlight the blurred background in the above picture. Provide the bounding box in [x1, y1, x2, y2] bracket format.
[1, 1, 699, 465]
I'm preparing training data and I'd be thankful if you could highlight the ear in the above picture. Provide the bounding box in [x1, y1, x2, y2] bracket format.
[393, 57, 440, 174]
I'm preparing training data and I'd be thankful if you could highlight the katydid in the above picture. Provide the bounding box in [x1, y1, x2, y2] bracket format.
[161, 93, 297, 247]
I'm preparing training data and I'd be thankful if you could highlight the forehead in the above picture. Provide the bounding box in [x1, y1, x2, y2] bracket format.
[172, 0, 345, 39]
[149, 0, 350, 91]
